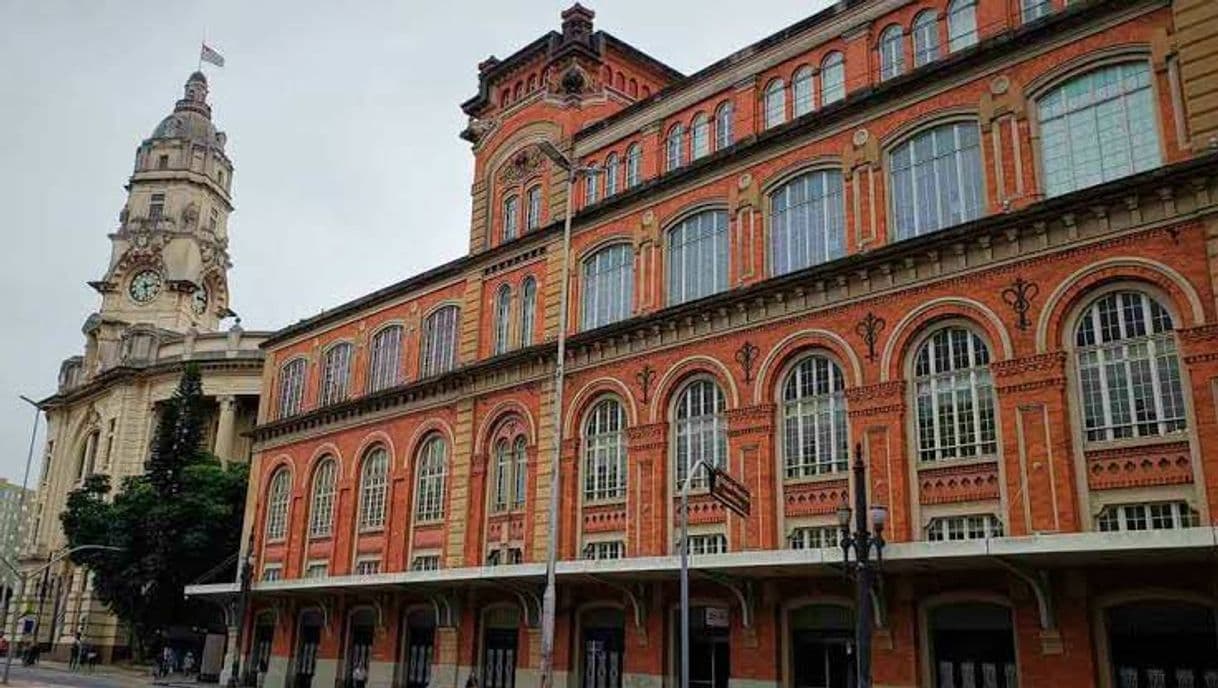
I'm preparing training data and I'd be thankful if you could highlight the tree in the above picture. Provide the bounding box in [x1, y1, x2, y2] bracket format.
[61, 364, 248, 659]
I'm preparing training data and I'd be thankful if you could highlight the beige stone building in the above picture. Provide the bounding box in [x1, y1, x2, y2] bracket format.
[16, 71, 267, 662]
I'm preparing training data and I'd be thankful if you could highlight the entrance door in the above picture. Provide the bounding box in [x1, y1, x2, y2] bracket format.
[677, 607, 730, 688]
[790, 604, 853, 688]
[249, 619, 274, 684]
[1107, 602, 1218, 688]
[294, 611, 323, 688]
[929, 603, 1016, 688]
[483, 628, 518, 688]
[582, 608, 625, 688]
[346, 609, 375, 686]
[401, 610, 435, 688]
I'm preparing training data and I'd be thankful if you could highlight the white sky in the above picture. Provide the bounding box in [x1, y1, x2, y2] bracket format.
[0, 0, 835, 484]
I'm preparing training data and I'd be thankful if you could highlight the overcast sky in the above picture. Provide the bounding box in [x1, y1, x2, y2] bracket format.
[0, 0, 834, 485]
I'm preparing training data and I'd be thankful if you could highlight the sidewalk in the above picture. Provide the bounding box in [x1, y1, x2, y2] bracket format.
[29, 657, 151, 679]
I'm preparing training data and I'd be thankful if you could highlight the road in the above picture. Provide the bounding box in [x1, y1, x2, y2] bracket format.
[2, 663, 147, 687]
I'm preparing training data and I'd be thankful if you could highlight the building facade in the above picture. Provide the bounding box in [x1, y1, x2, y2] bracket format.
[22, 71, 267, 662]
[192, 1, 1218, 687]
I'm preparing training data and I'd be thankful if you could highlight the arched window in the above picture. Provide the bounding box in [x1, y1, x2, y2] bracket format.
[889, 122, 984, 240]
[914, 327, 997, 462]
[585, 166, 600, 205]
[493, 285, 512, 355]
[715, 101, 734, 150]
[879, 25, 906, 81]
[421, 305, 459, 377]
[1076, 291, 1186, 442]
[414, 436, 447, 522]
[1022, 0, 1053, 23]
[666, 124, 684, 172]
[526, 185, 542, 230]
[492, 436, 528, 512]
[513, 436, 527, 509]
[792, 67, 814, 117]
[308, 457, 337, 538]
[368, 325, 403, 393]
[264, 468, 290, 541]
[278, 358, 306, 418]
[626, 144, 642, 187]
[691, 113, 710, 160]
[947, 0, 978, 51]
[821, 52, 846, 105]
[764, 79, 786, 129]
[783, 355, 848, 478]
[1038, 62, 1160, 198]
[605, 153, 619, 196]
[674, 379, 726, 487]
[769, 169, 845, 276]
[912, 11, 940, 67]
[666, 210, 728, 305]
[503, 195, 519, 242]
[582, 244, 634, 330]
[584, 398, 626, 502]
[358, 447, 389, 531]
[319, 342, 353, 406]
[519, 277, 536, 347]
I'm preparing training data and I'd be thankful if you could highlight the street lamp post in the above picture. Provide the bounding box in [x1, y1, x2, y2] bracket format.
[836, 443, 887, 688]
[227, 546, 254, 687]
[535, 140, 596, 688]
[2, 396, 42, 685]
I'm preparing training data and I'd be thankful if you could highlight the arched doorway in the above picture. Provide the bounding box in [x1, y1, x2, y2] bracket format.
[481, 606, 520, 688]
[292, 609, 323, 688]
[788, 604, 853, 688]
[396, 608, 436, 688]
[344, 608, 376, 686]
[579, 607, 624, 688]
[1105, 601, 1218, 687]
[247, 612, 275, 683]
[671, 605, 730, 688]
[926, 602, 1016, 688]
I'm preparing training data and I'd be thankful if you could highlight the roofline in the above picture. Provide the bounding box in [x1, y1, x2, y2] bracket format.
[599, 32, 685, 83]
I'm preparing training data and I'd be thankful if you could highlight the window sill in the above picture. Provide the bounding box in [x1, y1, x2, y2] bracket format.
[307, 534, 333, 543]
[357, 527, 386, 536]
[1083, 433, 1189, 455]
[782, 471, 849, 486]
[583, 497, 627, 508]
[916, 455, 999, 471]
[413, 518, 445, 527]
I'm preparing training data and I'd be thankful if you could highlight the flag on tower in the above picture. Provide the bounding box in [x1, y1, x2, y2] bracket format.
[200, 43, 225, 68]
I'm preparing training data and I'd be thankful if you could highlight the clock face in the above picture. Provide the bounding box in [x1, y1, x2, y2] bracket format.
[192, 284, 208, 315]
[129, 270, 162, 303]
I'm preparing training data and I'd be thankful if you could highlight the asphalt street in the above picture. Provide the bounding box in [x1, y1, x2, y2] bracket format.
[1, 663, 147, 687]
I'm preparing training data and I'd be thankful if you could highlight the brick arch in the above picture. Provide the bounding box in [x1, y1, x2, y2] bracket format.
[405, 418, 457, 468]
[565, 376, 639, 437]
[261, 454, 296, 490]
[753, 328, 863, 405]
[349, 430, 396, 481]
[878, 105, 981, 151]
[1024, 45, 1152, 101]
[475, 399, 536, 455]
[304, 443, 343, 486]
[649, 355, 739, 424]
[1035, 257, 1206, 353]
[880, 297, 1013, 381]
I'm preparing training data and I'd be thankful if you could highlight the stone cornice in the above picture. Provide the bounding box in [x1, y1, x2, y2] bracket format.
[40, 354, 264, 409]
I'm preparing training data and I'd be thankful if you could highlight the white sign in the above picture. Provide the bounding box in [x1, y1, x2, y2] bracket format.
[704, 607, 730, 628]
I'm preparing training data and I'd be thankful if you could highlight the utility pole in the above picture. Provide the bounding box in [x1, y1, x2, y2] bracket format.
[836, 443, 887, 688]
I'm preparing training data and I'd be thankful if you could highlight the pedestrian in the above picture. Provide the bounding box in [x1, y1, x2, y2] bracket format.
[183, 649, 195, 676]
[256, 656, 268, 688]
[352, 662, 368, 688]
[466, 672, 479, 688]
[86, 646, 98, 673]
[161, 644, 173, 678]
[68, 632, 81, 671]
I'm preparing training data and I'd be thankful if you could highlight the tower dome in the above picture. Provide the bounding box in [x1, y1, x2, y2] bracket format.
[150, 71, 225, 150]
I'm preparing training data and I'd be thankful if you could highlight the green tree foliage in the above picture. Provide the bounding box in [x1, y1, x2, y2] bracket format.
[60, 364, 248, 658]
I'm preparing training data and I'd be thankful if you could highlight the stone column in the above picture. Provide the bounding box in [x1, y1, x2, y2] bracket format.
[214, 395, 237, 465]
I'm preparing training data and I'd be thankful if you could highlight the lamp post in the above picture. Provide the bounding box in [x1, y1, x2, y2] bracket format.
[534, 140, 598, 688]
[836, 443, 887, 688]
[227, 545, 254, 687]
[2, 396, 41, 685]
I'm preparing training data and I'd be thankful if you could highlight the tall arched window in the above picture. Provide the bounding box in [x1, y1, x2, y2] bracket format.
[277, 358, 307, 418]
[666, 124, 685, 172]
[493, 285, 512, 355]
[605, 153, 619, 196]
[421, 305, 459, 377]
[879, 25, 906, 81]
[264, 468, 291, 541]
[309, 458, 337, 538]
[502, 195, 519, 242]
[512, 437, 527, 509]
[912, 11, 940, 67]
[368, 325, 403, 393]
[492, 436, 528, 512]
[319, 342, 353, 406]
[358, 447, 389, 531]
[666, 210, 728, 305]
[414, 436, 447, 522]
[822, 52, 845, 105]
[715, 101, 734, 150]
[626, 144, 642, 187]
[764, 79, 786, 129]
[1038, 62, 1160, 198]
[769, 169, 845, 276]
[691, 113, 710, 160]
[582, 244, 634, 330]
[584, 398, 626, 502]
[585, 166, 600, 205]
[1022, 0, 1053, 23]
[889, 122, 984, 240]
[947, 0, 978, 51]
[914, 327, 997, 462]
[526, 185, 542, 230]
[1076, 291, 1186, 442]
[674, 379, 726, 488]
[519, 277, 536, 347]
[792, 67, 814, 117]
[783, 356, 848, 478]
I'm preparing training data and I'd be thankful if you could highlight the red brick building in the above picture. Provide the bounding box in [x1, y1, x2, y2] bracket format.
[190, 1, 1218, 686]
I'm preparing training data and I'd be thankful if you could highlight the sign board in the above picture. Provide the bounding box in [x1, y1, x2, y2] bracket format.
[707, 466, 751, 517]
[704, 607, 730, 628]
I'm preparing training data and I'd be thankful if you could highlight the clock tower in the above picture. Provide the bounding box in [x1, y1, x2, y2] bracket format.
[90, 71, 234, 336]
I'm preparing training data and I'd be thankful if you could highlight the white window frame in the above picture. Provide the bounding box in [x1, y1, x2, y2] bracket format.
[666, 124, 684, 172]
[947, 0, 978, 52]
[354, 558, 382, 576]
[673, 379, 727, 489]
[787, 525, 841, 550]
[264, 468, 291, 542]
[582, 540, 626, 560]
[691, 113, 710, 160]
[304, 561, 329, 578]
[764, 79, 786, 129]
[926, 514, 1004, 541]
[411, 554, 442, 571]
[888, 121, 984, 241]
[526, 185, 542, 230]
[414, 436, 448, 522]
[278, 358, 307, 418]
[503, 195, 519, 242]
[583, 398, 627, 502]
[493, 285, 512, 355]
[913, 327, 998, 463]
[715, 101, 734, 150]
[792, 67, 814, 117]
[912, 11, 940, 67]
[261, 565, 283, 582]
[769, 169, 845, 276]
[1096, 501, 1199, 532]
[626, 144, 642, 187]
[581, 244, 634, 330]
[308, 458, 337, 538]
[879, 26, 906, 81]
[782, 355, 848, 479]
[319, 342, 353, 406]
[585, 167, 600, 205]
[821, 52, 845, 105]
[358, 447, 389, 532]
[605, 153, 619, 196]
[368, 325, 403, 393]
[420, 306, 459, 377]
[682, 533, 728, 555]
[666, 210, 728, 306]
[519, 277, 536, 347]
[1022, 0, 1053, 23]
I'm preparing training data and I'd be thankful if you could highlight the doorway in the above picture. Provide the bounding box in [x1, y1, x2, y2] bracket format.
[345, 609, 376, 686]
[789, 604, 853, 688]
[581, 608, 624, 688]
[1106, 601, 1218, 688]
[293, 610, 323, 688]
[927, 603, 1016, 688]
[673, 606, 730, 688]
[398, 609, 436, 688]
[482, 607, 520, 688]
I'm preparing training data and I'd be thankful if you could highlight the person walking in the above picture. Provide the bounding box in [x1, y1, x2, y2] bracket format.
[351, 662, 368, 688]
[68, 633, 81, 671]
[183, 649, 195, 677]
